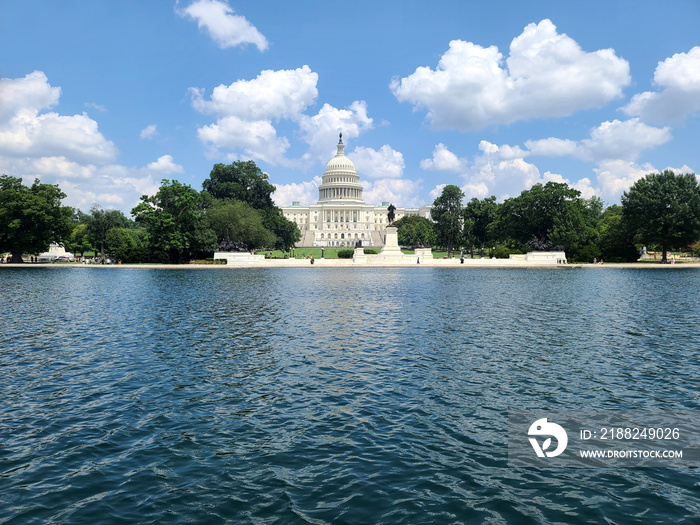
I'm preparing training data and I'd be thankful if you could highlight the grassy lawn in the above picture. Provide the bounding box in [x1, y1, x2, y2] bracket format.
[256, 248, 341, 259]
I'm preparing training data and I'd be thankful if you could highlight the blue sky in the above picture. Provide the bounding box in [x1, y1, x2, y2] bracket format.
[1, 1, 699, 213]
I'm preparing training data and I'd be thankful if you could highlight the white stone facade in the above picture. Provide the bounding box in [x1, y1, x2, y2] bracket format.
[282, 134, 431, 247]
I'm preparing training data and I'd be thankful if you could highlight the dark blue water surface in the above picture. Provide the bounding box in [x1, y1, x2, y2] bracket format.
[1, 267, 699, 524]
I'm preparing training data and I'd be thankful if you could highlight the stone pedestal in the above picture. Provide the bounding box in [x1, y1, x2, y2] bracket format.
[382, 227, 401, 252]
[352, 247, 367, 263]
[414, 247, 433, 264]
[375, 226, 406, 262]
[214, 252, 266, 265]
[514, 251, 567, 265]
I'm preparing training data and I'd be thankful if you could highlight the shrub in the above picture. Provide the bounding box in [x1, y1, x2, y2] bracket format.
[337, 249, 354, 258]
[190, 259, 227, 264]
[363, 248, 379, 254]
[494, 244, 525, 259]
[572, 244, 601, 263]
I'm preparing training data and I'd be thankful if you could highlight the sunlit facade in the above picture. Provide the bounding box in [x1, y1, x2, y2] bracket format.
[282, 135, 430, 247]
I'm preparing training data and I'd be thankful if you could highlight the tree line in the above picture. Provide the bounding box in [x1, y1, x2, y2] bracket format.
[0, 161, 301, 263]
[1, 165, 699, 264]
[397, 170, 700, 263]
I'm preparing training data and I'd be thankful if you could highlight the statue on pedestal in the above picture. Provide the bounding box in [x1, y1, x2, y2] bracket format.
[387, 204, 396, 225]
[218, 237, 249, 252]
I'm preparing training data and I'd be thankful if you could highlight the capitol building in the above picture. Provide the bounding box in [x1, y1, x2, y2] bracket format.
[282, 134, 431, 247]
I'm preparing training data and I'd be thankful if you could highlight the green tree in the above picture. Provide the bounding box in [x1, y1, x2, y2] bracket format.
[202, 161, 300, 250]
[461, 217, 476, 257]
[463, 196, 498, 257]
[71, 209, 91, 225]
[549, 198, 594, 261]
[67, 223, 92, 258]
[0, 175, 73, 262]
[105, 227, 148, 263]
[692, 241, 700, 258]
[569, 196, 605, 262]
[492, 182, 587, 257]
[622, 170, 700, 263]
[87, 205, 129, 261]
[261, 207, 301, 251]
[393, 215, 436, 247]
[203, 161, 276, 209]
[207, 200, 276, 250]
[431, 185, 464, 256]
[132, 179, 217, 263]
[597, 205, 638, 262]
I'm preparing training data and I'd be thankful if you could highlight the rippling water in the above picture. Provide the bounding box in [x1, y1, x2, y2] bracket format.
[1, 267, 699, 524]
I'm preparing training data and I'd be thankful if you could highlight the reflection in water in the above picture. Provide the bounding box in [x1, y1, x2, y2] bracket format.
[1, 267, 699, 523]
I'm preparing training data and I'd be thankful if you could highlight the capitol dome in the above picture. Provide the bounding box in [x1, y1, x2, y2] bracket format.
[318, 133, 363, 202]
[324, 145, 357, 173]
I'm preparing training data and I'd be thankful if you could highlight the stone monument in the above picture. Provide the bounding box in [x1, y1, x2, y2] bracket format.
[213, 237, 265, 265]
[375, 225, 406, 262]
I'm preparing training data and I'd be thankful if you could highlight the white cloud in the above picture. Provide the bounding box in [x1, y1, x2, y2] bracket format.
[0, 111, 117, 164]
[526, 118, 671, 161]
[391, 19, 630, 131]
[146, 155, 184, 174]
[447, 140, 560, 200]
[622, 47, 700, 124]
[429, 184, 447, 200]
[571, 178, 597, 199]
[0, 71, 166, 213]
[594, 163, 694, 202]
[363, 178, 423, 207]
[350, 145, 404, 179]
[0, 70, 60, 121]
[582, 118, 671, 160]
[461, 182, 490, 200]
[524, 137, 581, 157]
[421, 141, 547, 199]
[190, 66, 317, 119]
[31, 156, 95, 179]
[84, 102, 107, 113]
[197, 115, 290, 164]
[177, 0, 268, 51]
[0, 71, 117, 164]
[594, 160, 658, 201]
[140, 124, 157, 139]
[190, 66, 328, 166]
[273, 176, 322, 207]
[190, 66, 375, 168]
[420, 143, 465, 172]
[298, 101, 374, 162]
[8, 162, 162, 212]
